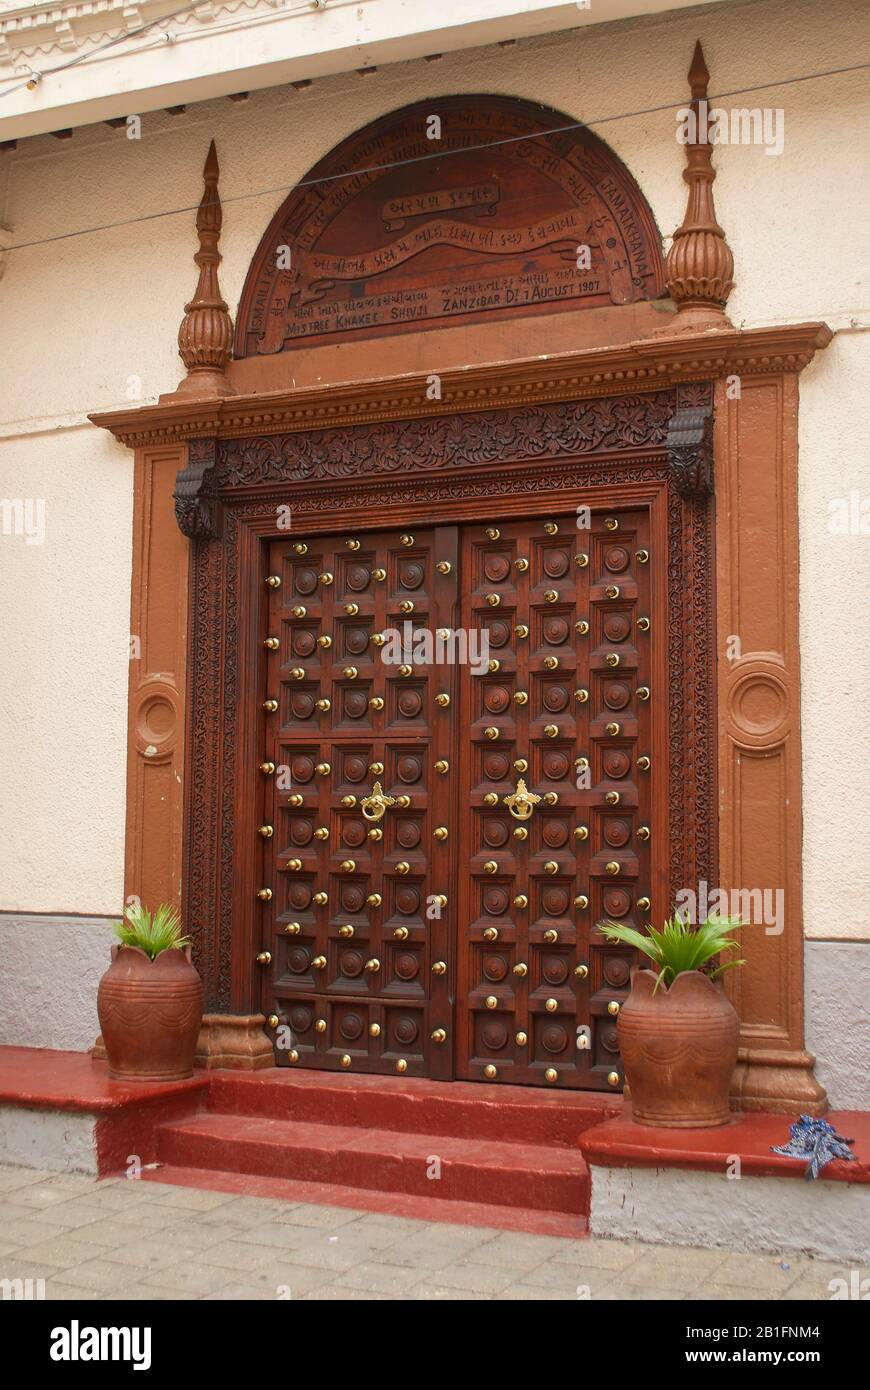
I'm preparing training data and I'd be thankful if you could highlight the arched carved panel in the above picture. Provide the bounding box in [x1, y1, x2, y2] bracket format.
[235, 95, 666, 357]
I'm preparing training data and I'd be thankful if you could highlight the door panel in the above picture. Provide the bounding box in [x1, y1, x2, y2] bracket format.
[261, 526, 458, 1078]
[455, 512, 654, 1090]
[260, 508, 658, 1089]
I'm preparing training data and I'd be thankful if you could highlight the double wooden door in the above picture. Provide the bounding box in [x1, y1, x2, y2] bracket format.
[258, 509, 657, 1090]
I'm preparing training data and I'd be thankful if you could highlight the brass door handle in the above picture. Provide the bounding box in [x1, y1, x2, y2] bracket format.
[503, 777, 541, 822]
[360, 781, 396, 822]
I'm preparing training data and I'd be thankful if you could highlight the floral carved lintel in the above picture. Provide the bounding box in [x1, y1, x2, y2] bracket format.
[667, 403, 715, 498]
[215, 393, 676, 489]
[174, 437, 221, 539]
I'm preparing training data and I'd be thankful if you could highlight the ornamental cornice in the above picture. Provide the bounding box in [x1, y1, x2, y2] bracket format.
[0, 0, 264, 66]
[89, 321, 833, 451]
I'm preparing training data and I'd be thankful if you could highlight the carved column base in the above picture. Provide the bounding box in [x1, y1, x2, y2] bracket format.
[172, 367, 236, 399]
[731, 1047, 828, 1116]
[195, 1013, 275, 1070]
[657, 304, 732, 334]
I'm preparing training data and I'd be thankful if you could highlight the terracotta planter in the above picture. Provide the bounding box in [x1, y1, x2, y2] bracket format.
[617, 968, 739, 1128]
[97, 945, 203, 1082]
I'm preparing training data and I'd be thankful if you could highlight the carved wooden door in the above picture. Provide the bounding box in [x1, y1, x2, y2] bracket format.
[454, 511, 654, 1090]
[260, 509, 657, 1089]
[260, 527, 458, 1078]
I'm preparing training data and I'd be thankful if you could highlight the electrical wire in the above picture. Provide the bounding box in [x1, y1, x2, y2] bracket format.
[3, 57, 870, 255]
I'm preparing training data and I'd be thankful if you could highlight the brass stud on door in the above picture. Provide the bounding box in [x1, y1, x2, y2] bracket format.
[393, 926, 409, 941]
[483, 792, 498, 806]
[370, 1023, 381, 1037]
[607, 1072, 621, 1088]
[637, 825, 651, 841]
[285, 923, 301, 935]
[513, 691, 528, 705]
[340, 1055, 352, 1068]
[485, 527, 500, 541]
[488, 659, 501, 674]
[264, 637, 280, 650]
[435, 760, 449, 774]
[395, 861, 411, 875]
[638, 755, 651, 770]
[515, 557, 529, 572]
[313, 891, 329, 905]
[544, 1068, 558, 1084]
[398, 664, 413, 678]
[544, 724, 558, 739]
[396, 1059, 407, 1073]
[293, 543, 308, 555]
[574, 826, 589, 841]
[345, 539, 361, 550]
[544, 861, 559, 875]
[513, 826, 528, 841]
[515, 623, 529, 638]
[544, 522, 558, 535]
[483, 926, 499, 941]
[545, 998, 558, 1013]
[604, 517, 619, 531]
[266, 574, 281, 589]
[345, 602, 359, 616]
[637, 617, 650, 632]
[314, 826, 329, 840]
[258, 824, 274, 838]
[605, 791, 621, 806]
[263, 699, 278, 712]
[637, 896, 651, 911]
[339, 925, 354, 938]
[316, 698, 331, 712]
[260, 761, 276, 775]
[434, 827, 448, 841]
[514, 758, 528, 772]
[431, 960, 447, 975]
[544, 656, 559, 670]
[431, 1028, 447, 1043]
[543, 792, 559, 806]
[574, 894, 589, 909]
[575, 756, 589, 771]
[285, 858, 302, 872]
[605, 861, 620, 875]
[574, 963, 589, 978]
[256, 952, 272, 965]
[394, 795, 410, 808]
[289, 667, 306, 681]
[484, 727, 500, 740]
[575, 552, 589, 568]
[608, 1001, 620, 1016]
[369, 761, 384, 775]
[544, 929, 558, 943]
[319, 571, 334, 586]
[637, 686, 651, 701]
[267, 1014, 279, 1028]
[372, 633, 386, 648]
[435, 693, 450, 707]
[400, 534, 415, 547]
[316, 762, 331, 775]
[367, 892, 382, 907]
[513, 894, 528, 908]
[399, 600, 414, 613]
[636, 549, 649, 564]
[575, 620, 590, 635]
[291, 605, 307, 618]
[340, 860, 356, 873]
[605, 722, 620, 736]
[368, 827, 383, 842]
[365, 958, 381, 973]
[606, 653, 620, 668]
[436, 628, 451, 641]
[486, 593, 501, 607]
[436, 561, 452, 575]
[287, 1049, 300, 1063]
[605, 585, 620, 599]
[369, 696, 384, 710]
[515, 1031, 528, 1046]
[512, 963, 528, 977]
[574, 689, 589, 704]
[315, 1018, 327, 1032]
[543, 590, 558, 603]
[483, 861, 498, 875]
[432, 893, 447, 908]
[484, 996, 498, 1010]
[343, 666, 358, 680]
[257, 887, 273, 901]
[483, 1064, 498, 1079]
[373, 568, 387, 582]
[312, 956, 327, 970]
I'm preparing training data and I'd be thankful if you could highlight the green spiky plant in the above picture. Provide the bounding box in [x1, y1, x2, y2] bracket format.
[599, 913, 745, 994]
[114, 902, 190, 961]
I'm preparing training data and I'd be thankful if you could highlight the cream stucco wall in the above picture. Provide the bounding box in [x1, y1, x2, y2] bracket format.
[1, 0, 869, 943]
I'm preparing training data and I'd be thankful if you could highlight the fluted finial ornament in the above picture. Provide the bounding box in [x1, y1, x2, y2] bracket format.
[666, 41, 734, 327]
[176, 140, 235, 396]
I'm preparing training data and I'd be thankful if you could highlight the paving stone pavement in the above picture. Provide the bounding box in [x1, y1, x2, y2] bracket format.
[0, 1164, 862, 1302]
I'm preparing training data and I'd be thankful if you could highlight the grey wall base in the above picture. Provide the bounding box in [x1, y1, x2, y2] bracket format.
[0, 913, 115, 1052]
[0, 1105, 97, 1174]
[589, 1164, 869, 1265]
[805, 940, 870, 1110]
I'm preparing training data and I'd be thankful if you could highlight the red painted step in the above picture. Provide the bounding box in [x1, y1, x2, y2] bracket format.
[156, 1110, 589, 1219]
[206, 1069, 619, 1146]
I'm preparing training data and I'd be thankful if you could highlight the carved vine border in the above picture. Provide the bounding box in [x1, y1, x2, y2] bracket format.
[184, 385, 715, 1011]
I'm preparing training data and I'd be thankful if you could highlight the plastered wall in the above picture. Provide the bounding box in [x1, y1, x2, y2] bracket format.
[0, 0, 868, 951]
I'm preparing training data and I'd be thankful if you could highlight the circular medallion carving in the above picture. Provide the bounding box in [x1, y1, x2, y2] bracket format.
[394, 1017, 419, 1044]
[344, 626, 370, 655]
[346, 564, 371, 592]
[341, 884, 365, 912]
[543, 615, 569, 645]
[484, 554, 510, 582]
[602, 955, 631, 988]
[291, 755, 315, 782]
[603, 817, 631, 848]
[602, 888, 630, 917]
[340, 950, 364, 978]
[601, 1024, 620, 1053]
[342, 820, 366, 849]
[394, 952, 419, 981]
[603, 613, 631, 643]
[604, 545, 630, 573]
[397, 755, 422, 784]
[395, 886, 420, 914]
[542, 956, 569, 985]
[483, 751, 510, 780]
[543, 820, 570, 849]
[344, 755, 368, 782]
[482, 954, 508, 982]
[729, 670, 789, 741]
[487, 620, 511, 648]
[542, 750, 570, 780]
[602, 750, 630, 779]
[343, 690, 369, 720]
[294, 567, 318, 595]
[290, 820, 313, 846]
[481, 1021, 508, 1050]
[288, 1006, 312, 1033]
[293, 631, 316, 657]
[397, 689, 423, 718]
[482, 818, 509, 848]
[542, 549, 570, 578]
[399, 561, 424, 590]
[483, 686, 511, 715]
[483, 886, 509, 915]
[542, 886, 570, 916]
[289, 883, 311, 910]
[542, 684, 570, 713]
[339, 1012, 364, 1041]
[603, 681, 630, 710]
[290, 693, 315, 720]
[396, 819, 421, 849]
[287, 947, 310, 974]
[541, 1024, 568, 1054]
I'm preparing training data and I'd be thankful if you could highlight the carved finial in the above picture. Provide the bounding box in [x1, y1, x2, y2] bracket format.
[176, 140, 235, 396]
[666, 41, 734, 328]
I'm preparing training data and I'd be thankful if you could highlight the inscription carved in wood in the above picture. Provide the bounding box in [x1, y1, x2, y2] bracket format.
[235, 95, 666, 357]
